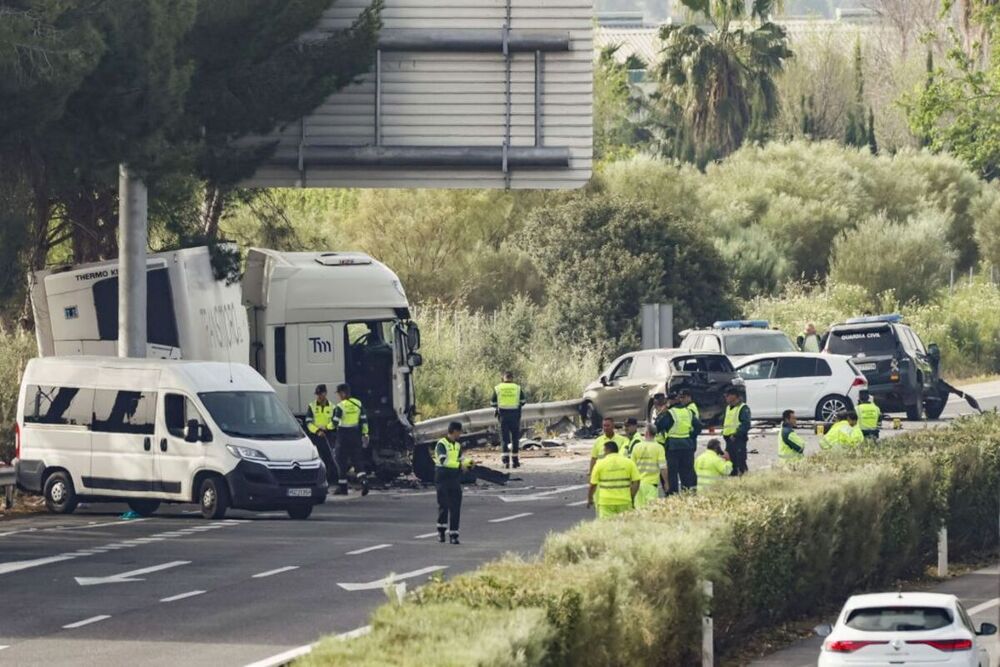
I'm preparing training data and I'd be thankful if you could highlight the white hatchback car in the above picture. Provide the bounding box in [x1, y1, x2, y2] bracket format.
[816, 592, 996, 667]
[733, 352, 867, 422]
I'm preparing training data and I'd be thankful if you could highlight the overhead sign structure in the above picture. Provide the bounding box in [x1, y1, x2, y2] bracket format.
[244, 0, 593, 190]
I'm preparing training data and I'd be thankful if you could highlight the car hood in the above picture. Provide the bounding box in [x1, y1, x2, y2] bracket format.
[226, 435, 318, 464]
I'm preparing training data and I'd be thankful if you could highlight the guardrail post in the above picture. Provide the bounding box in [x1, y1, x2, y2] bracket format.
[937, 526, 948, 577]
[4, 484, 12, 510]
[702, 580, 714, 667]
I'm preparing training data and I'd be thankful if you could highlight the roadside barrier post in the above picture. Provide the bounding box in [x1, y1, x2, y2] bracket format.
[937, 526, 948, 577]
[702, 580, 714, 667]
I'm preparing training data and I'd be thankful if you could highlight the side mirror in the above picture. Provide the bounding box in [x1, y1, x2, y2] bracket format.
[407, 352, 423, 368]
[978, 622, 998, 636]
[928, 343, 940, 360]
[184, 419, 200, 443]
[600, 375, 608, 386]
[813, 624, 833, 638]
[406, 322, 421, 351]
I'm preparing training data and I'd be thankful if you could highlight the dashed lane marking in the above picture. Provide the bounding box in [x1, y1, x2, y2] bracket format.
[62, 615, 110, 629]
[160, 590, 206, 603]
[498, 484, 589, 503]
[252, 566, 299, 579]
[488, 512, 533, 523]
[346, 544, 392, 556]
[414, 532, 440, 539]
[968, 598, 1000, 615]
[566, 500, 588, 507]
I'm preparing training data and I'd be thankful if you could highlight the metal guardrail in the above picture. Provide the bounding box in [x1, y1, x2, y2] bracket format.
[412, 399, 583, 444]
[1, 465, 15, 509]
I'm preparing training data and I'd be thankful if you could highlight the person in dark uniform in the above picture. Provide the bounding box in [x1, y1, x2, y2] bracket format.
[435, 421, 473, 544]
[722, 386, 751, 476]
[331, 383, 370, 496]
[304, 384, 337, 485]
[654, 391, 701, 494]
[491, 371, 527, 469]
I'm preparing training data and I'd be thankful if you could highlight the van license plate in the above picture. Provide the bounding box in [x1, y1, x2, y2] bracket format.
[856, 363, 877, 371]
[287, 488, 312, 497]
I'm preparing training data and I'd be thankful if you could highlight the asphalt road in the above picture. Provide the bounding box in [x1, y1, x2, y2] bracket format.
[1, 380, 997, 666]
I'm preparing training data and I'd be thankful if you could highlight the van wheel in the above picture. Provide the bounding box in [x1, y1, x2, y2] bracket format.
[199, 476, 230, 520]
[287, 505, 313, 520]
[44, 471, 78, 514]
[816, 394, 850, 423]
[127, 499, 161, 517]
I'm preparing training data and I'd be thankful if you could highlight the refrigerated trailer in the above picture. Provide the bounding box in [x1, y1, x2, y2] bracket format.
[29, 246, 423, 480]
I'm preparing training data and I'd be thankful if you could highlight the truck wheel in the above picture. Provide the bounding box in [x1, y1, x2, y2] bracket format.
[44, 471, 78, 514]
[199, 476, 230, 520]
[127, 499, 161, 517]
[287, 505, 313, 520]
[815, 394, 850, 423]
[905, 391, 924, 421]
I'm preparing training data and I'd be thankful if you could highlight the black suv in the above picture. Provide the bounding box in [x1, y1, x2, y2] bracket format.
[823, 314, 945, 419]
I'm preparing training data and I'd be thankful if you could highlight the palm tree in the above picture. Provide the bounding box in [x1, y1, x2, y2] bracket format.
[649, 0, 792, 167]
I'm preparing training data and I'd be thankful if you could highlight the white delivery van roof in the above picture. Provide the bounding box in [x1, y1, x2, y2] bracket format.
[23, 357, 273, 394]
[243, 249, 409, 323]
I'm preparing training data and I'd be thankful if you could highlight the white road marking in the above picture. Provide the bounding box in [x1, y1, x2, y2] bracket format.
[488, 512, 533, 523]
[498, 484, 588, 503]
[0, 554, 76, 576]
[414, 532, 440, 539]
[0, 645, 7, 651]
[75, 561, 191, 586]
[566, 500, 589, 507]
[346, 544, 392, 556]
[242, 626, 372, 667]
[338, 566, 447, 591]
[62, 615, 111, 629]
[160, 590, 206, 603]
[968, 598, 1000, 615]
[252, 566, 299, 579]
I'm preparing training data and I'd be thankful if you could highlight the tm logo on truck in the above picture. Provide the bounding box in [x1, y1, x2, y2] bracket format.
[309, 337, 332, 354]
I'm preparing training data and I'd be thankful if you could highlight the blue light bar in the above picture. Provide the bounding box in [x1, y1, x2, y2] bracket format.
[712, 319, 769, 330]
[844, 313, 903, 325]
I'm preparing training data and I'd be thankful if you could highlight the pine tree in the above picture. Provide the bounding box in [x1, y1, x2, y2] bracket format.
[844, 38, 867, 148]
[867, 107, 878, 154]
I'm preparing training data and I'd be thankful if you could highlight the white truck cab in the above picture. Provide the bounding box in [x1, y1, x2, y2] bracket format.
[15, 357, 326, 519]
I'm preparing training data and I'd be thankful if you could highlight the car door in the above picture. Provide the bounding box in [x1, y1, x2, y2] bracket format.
[87, 369, 160, 495]
[902, 326, 935, 392]
[602, 356, 635, 419]
[775, 357, 823, 414]
[735, 358, 777, 419]
[618, 354, 656, 419]
[156, 393, 212, 498]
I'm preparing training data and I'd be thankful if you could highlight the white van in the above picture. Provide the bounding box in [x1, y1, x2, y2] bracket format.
[14, 357, 327, 519]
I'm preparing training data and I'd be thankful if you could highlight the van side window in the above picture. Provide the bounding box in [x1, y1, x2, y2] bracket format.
[91, 389, 157, 435]
[24, 385, 94, 426]
[164, 394, 210, 440]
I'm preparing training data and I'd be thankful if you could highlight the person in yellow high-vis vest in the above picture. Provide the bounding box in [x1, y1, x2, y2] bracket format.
[589, 417, 630, 513]
[821, 410, 864, 449]
[694, 439, 733, 488]
[305, 384, 337, 485]
[856, 390, 882, 440]
[654, 392, 701, 495]
[778, 409, 806, 463]
[587, 440, 640, 519]
[722, 387, 751, 476]
[332, 383, 370, 496]
[623, 417, 642, 457]
[435, 421, 474, 544]
[491, 371, 527, 469]
[630, 426, 667, 508]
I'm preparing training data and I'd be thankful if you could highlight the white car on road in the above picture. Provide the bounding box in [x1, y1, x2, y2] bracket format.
[734, 352, 867, 422]
[816, 592, 997, 667]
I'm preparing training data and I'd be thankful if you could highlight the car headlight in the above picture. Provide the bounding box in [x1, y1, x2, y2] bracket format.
[226, 445, 270, 462]
[306, 448, 319, 461]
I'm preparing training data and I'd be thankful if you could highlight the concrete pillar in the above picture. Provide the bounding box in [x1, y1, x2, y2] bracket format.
[117, 164, 147, 358]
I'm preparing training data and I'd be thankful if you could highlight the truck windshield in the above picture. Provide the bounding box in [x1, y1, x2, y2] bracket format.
[827, 327, 897, 356]
[198, 391, 302, 440]
[725, 333, 796, 356]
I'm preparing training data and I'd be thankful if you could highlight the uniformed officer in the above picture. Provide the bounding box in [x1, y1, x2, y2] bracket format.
[678, 388, 699, 421]
[798, 323, 823, 352]
[630, 426, 667, 508]
[856, 390, 882, 440]
[655, 392, 701, 494]
[331, 383, 370, 496]
[491, 371, 527, 469]
[435, 421, 473, 544]
[623, 417, 642, 457]
[722, 387, 751, 476]
[694, 439, 733, 488]
[587, 441, 640, 519]
[778, 409, 806, 463]
[305, 384, 337, 485]
[821, 410, 864, 449]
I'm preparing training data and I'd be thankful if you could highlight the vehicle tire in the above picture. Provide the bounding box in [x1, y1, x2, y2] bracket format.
[44, 471, 78, 515]
[923, 383, 947, 420]
[198, 476, 230, 520]
[127, 499, 161, 517]
[906, 390, 924, 421]
[583, 402, 602, 431]
[287, 505, 313, 520]
[815, 394, 851, 423]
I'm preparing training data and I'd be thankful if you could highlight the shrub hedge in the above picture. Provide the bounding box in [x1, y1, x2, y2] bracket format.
[304, 416, 999, 666]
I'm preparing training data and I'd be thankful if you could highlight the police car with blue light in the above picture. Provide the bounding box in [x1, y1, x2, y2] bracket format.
[679, 320, 798, 360]
[823, 314, 980, 420]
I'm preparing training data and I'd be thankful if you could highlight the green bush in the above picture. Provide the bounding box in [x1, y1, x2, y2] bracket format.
[304, 416, 1000, 666]
[0, 329, 37, 463]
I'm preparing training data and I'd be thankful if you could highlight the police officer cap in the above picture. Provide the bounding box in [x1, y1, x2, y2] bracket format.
[666, 391, 680, 400]
[624, 417, 638, 426]
[677, 388, 691, 397]
[315, 384, 327, 395]
[652, 393, 667, 404]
